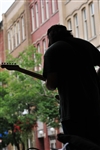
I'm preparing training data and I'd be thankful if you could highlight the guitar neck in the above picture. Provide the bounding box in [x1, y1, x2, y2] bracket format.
[18, 67, 46, 81]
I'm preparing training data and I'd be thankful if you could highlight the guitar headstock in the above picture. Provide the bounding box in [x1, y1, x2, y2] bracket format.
[1, 63, 20, 71]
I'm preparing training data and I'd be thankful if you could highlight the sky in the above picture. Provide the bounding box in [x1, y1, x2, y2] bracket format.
[0, 0, 15, 21]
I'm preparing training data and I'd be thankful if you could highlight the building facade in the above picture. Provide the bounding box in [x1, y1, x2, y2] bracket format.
[2, 0, 32, 58]
[59, 0, 100, 50]
[29, 0, 59, 65]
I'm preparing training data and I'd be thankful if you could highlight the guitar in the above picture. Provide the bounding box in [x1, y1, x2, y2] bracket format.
[0, 63, 46, 81]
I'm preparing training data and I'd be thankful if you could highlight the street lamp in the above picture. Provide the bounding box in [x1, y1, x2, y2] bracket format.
[39, 130, 44, 135]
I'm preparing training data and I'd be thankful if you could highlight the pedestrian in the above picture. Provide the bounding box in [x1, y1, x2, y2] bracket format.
[43, 24, 100, 148]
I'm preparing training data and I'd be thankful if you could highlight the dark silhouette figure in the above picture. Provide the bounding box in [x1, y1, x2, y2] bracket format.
[43, 24, 100, 148]
[57, 133, 100, 150]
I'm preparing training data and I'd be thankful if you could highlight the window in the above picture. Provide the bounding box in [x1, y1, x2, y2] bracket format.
[11, 28, 14, 50]
[35, 3, 39, 28]
[67, 19, 72, 30]
[56, 0, 58, 10]
[50, 139, 56, 149]
[14, 24, 17, 47]
[37, 44, 42, 70]
[46, 0, 49, 19]
[13, 25, 16, 48]
[8, 31, 11, 51]
[37, 44, 41, 53]
[16, 22, 19, 46]
[21, 17, 25, 40]
[74, 14, 79, 37]
[34, 53, 37, 71]
[31, 7, 35, 32]
[82, 8, 88, 40]
[15, 25, 17, 46]
[28, 137, 33, 148]
[52, 0, 55, 14]
[16, 22, 20, 45]
[43, 39, 46, 54]
[9, 21, 21, 48]
[41, 0, 44, 23]
[18, 22, 20, 44]
[89, 2, 96, 37]
[51, 0, 58, 14]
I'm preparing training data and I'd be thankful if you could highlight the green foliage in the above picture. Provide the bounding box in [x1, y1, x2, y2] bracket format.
[0, 44, 60, 149]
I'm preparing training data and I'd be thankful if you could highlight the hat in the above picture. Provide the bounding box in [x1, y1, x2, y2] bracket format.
[47, 24, 72, 46]
[47, 24, 72, 37]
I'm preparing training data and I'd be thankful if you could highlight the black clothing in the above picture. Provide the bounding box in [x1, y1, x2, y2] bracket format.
[62, 117, 100, 146]
[57, 133, 100, 150]
[43, 38, 100, 121]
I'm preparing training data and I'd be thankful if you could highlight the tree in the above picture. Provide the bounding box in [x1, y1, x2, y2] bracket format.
[0, 44, 60, 149]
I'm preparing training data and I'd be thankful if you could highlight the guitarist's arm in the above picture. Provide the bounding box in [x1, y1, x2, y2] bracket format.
[45, 72, 58, 91]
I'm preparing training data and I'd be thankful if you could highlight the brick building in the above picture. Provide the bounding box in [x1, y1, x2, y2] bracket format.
[2, 0, 31, 58]
[29, 0, 59, 65]
[29, 1, 62, 149]
[1, 0, 62, 150]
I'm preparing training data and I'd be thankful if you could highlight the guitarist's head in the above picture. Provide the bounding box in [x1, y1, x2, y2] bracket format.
[47, 24, 73, 47]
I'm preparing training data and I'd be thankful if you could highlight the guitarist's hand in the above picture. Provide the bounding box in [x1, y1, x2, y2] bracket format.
[45, 73, 58, 91]
[55, 95, 60, 100]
